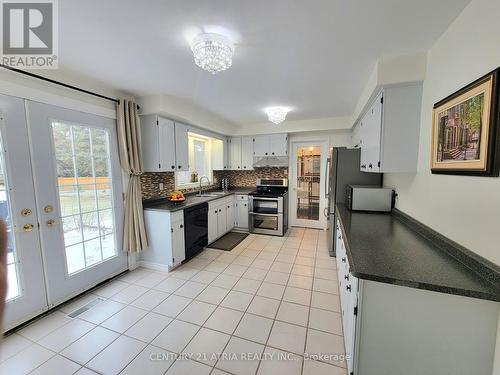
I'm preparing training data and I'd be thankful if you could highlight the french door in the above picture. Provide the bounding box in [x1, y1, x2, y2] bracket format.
[289, 141, 328, 229]
[2, 97, 127, 330]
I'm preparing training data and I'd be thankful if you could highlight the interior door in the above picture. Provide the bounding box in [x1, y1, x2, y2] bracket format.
[290, 141, 328, 229]
[1, 95, 48, 330]
[27, 101, 127, 307]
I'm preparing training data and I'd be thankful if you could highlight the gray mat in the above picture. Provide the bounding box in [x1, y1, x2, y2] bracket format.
[209, 232, 249, 251]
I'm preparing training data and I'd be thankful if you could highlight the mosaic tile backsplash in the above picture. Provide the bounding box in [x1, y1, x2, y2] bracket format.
[141, 167, 288, 200]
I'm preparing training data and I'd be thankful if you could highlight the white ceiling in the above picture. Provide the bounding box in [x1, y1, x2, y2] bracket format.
[60, 0, 470, 126]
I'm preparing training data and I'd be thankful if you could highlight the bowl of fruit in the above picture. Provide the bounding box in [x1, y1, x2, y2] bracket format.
[168, 191, 186, 203]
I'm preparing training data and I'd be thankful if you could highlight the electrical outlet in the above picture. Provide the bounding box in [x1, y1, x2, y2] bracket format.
[159, 182, 164, 191]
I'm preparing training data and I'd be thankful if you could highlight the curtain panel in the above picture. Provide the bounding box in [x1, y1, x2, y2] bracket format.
[116, 99, 148, 252]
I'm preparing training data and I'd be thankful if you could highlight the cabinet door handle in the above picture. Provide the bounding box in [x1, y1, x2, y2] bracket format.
[171, 165, 175, 169]
[361, 164, 366, 169]
[180, 224, 184, 228]
[178, 165, 181, 169]
[244, 204, 247, 207]
[369, 163, 373, 169]
[265, 152, 268, 155]
[346, 285, 351, 292]
[344, 274, 349, 281]
[338, 235, 341, 239]
[271, 152, 275, 155]
[342, 257, 346, 263]
[219, 209, 222, 212]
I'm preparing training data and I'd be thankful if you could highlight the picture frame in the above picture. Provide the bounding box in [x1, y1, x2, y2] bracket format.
[431, 68, 500, 176]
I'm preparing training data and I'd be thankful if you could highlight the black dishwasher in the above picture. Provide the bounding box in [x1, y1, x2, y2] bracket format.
[183, 203, 208, 261]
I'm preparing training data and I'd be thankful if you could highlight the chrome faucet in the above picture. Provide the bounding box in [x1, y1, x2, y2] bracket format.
[198, 176, 210, 196]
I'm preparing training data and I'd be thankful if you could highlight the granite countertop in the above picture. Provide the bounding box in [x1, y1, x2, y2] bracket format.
[143, 187, 255, 212]
[335, 204, 500, 302]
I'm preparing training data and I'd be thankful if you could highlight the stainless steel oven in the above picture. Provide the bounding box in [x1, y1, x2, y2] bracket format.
[249, 193, 288, 236]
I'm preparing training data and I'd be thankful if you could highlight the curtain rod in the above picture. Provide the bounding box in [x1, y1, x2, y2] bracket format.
[0, 64, 125, 105]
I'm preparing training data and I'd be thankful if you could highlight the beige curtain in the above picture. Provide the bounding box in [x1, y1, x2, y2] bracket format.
[116, 99, 148, 252]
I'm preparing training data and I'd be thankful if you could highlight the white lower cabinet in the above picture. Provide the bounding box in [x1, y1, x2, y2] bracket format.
[235, 194, 249, 230]
[335, 220, 498, 375]
[142, 210, 186, 269]
[208, 196, 236, 243]
[226, 196, 235, 232]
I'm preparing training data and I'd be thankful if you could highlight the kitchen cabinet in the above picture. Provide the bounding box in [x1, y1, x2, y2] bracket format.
[228, 137, 242, 170]
[142, 210, 185, 269]
[235, 194, 249, 229]
[241, 136, 254, 170]
[225, 197, 235, 231]
[208, 206, 218, 243]
[351, 121, 362, 149]
[357, 84, 422, 173]
[174, 122, 190, 171]
[140, 114, 176, 172]
[208, 197, 234, 242]
[253, 133, 288, 157]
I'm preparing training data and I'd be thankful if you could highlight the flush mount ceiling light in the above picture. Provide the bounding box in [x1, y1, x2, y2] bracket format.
[191, 33, 234, 74]
[265, 107, 289, 124]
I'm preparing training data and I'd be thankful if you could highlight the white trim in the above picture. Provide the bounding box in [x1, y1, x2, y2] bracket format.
[138, 260, 172, 273]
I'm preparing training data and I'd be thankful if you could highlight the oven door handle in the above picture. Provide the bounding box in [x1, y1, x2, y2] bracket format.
[249, 212, 279, 217]
[249, 197, 281, 201]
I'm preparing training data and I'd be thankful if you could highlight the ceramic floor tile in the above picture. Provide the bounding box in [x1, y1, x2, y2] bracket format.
[234, 313, 273, 344]
[315, 259, 337, 270]
[134, 272, 168, 288]
[233, 277, 261, 294]
[232, 256, 254, 267]
[18, 311, 71, 341]
[169, 267, 200, 280]
[242, 267, 268, 281]
[313, 278, 339, 294]
[283, 286, 311, 306]
[314, 267, 337, 281]
[0, 344, 54, 375]
[203, 306, 244, 334]
[0, 333, 32, 362]
[217, 253, 238, 264]
[38, 318, 95, 352]
[130, 289, 170, 311]
[101, 305, 147, 333]
[220, 290, 253, 311]
[305, 329, 346, 368]
[177, 300, 217, 325]
[77, 299, 126, 325]
[223, 264, 248, 277]
[92, 280, 129, 298]
[204, 261, 229, 273]
[30, 354, 81, 375]
[173, 281, 207, 298]
[125, 312, 172, 343]
[302, 360, 347, 375]
[275, 254, 296, 264]
[153, 277, 187, 293]
[166, 358, 212, 375]
[270, 261, 293, 273]
[59, 294, 101, 314]
[291, 264, 314, 277]
[183, 327, 231, 365]
[256, 347, 303, 375]
[61, 326, 119, 365]
[195, 285, 230, 305]
[264, 271, 289, 286]
[294, 256, 315, 267]
[308, 308, 343, 335]
[189, 270, 220, 284]
[121, 345, 176, 375]
[216, 337, 264, 375]
[276, 301, 309, 327]
[311, 291, 341, 312]
[210, 274, 239, 289]
[152, 319, 200, 353]
[247, 296, 280, 319]
[256, 282, 285, 300]
[287, 274, 313, 290]
[251, 259, 273, 270]
[74, 366, 99, 375]
[86, 335, 146, 375]
[118, 269, 151, 284]
[267, 321, 307, 354]
[153, 294, 192, 318]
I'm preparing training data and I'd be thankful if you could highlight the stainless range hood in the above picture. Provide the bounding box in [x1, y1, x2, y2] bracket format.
[253, 156, 289, 168]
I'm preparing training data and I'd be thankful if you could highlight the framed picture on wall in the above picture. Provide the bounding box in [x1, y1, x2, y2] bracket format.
[431, 68, 500, 176]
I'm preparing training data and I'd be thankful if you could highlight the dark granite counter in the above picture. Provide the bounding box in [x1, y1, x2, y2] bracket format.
[335, 204, 500, 302]
[143, 187, 255, 212]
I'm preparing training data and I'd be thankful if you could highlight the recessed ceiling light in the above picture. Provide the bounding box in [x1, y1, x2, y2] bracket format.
[191, 33, 234, 74]
[265, 107, 290, 124]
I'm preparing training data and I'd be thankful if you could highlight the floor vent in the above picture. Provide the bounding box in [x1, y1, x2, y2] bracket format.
[66, 297, 105, 318]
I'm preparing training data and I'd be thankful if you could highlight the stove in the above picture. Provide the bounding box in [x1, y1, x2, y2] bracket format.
[249, 178, 288, 236]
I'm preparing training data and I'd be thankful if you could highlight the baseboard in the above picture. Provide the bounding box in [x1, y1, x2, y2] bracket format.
[138, 260, 171, 273]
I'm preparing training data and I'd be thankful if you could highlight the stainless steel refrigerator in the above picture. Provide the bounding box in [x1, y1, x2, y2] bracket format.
[325, 148, 382, 256]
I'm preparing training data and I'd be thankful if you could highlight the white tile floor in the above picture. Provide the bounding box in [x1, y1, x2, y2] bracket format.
[1, 228, 347, 375]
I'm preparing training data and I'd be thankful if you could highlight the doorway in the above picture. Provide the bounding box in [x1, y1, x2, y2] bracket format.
[290, 141, 328, 229]
[2, 96, 127, 330]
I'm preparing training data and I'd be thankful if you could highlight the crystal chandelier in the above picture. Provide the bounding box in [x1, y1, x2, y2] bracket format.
[191, 33, 234, 74]
[265, 107, 289, 124]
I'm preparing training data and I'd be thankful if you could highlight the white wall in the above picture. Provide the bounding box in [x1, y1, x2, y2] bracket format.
[382, 1, 500, 372]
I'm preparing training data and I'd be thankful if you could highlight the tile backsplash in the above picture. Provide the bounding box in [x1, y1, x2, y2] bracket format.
[141, 167, 288, 200]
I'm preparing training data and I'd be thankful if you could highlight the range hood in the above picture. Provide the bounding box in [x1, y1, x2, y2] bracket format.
[253, 156, 289, 168]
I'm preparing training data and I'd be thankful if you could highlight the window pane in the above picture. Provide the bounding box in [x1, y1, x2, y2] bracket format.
[193, 140, 206, 177]
[296, 146, 321, 221]
[52, 122, 118, 274]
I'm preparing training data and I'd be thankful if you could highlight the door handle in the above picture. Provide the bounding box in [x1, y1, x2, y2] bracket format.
[44, 205, 54, 213]
[23, 223, 34, 232]
[46, 219, 57, 227]
[325, 157, 330, 198]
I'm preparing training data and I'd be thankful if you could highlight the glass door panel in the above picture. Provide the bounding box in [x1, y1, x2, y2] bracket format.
[252, 214, 278, 231]
[296, 146, 321, 220]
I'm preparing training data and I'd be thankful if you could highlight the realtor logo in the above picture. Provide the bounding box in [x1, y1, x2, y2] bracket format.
[1, 0, 58, 68]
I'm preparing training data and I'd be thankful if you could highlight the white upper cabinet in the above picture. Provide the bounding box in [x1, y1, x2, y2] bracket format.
[141, 115, 177, 172]
[228, 137, 242, 170]
[174, 122, 190, 171]
[351, 121, 362, 149]
[253, 133, 288, 157]
[358, 84, 422, 173]
[241, 136, 254, 170]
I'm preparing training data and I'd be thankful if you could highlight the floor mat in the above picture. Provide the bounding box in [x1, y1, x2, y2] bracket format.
[209, 231, 249, 251]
